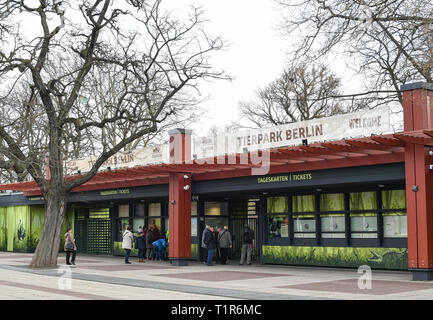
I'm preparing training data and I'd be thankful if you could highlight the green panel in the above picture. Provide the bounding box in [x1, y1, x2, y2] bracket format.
[262, 246, 408, 270]
[382, 190, 406, 209]
[320, 193, 344, 211]
[113, 241, 138, 257]
[267, 197, 288, 213]
[191, 243, 198, 259]
[0, 207, 6, 251]
[29, 206, 45, 251]
[350, 192, 377, 210]
[6, 206, 31, 253]
[293, 195, 315, 212]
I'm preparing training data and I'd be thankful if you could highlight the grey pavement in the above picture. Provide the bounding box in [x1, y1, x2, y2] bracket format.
[0, 252, 431, 300]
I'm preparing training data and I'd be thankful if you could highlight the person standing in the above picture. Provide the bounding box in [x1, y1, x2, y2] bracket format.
[218, 226, 232, 265]
[201, 225, 210, 263]
[215, 227, 222, 264]
[239, 223, 255, 265]
[146, 225, 154, 261]
[64, 228, 77, 266]
[204, 226, 216, 266]
[151, 224, 161, 260]
[135, 228, 146, 263]
[122, 226, 134, 264]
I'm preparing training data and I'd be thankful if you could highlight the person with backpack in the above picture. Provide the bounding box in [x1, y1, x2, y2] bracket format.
[203, 226, 216, 266]
[135, 227, 146, 263]
[239, 223, 254, 265]
[218, 225, 232, 265]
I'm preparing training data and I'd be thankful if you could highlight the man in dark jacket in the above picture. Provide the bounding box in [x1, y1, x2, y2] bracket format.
[240, 224, 254, 265]
[135, 229, 146, 263]
[218, 226, 232, 265]
[204, 226, 216, 266]
[146, 226, 154, 261]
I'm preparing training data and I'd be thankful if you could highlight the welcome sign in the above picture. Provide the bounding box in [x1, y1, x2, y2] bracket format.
[194, 107, 391, 158]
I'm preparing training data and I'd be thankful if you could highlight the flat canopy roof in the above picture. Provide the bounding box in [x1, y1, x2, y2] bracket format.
[2, 130, 431, 197]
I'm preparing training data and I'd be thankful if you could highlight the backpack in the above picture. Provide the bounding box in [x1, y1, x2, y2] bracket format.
[242, 229, 252, 243]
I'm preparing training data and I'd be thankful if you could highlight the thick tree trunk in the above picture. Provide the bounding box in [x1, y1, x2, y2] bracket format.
[30, 192, 68, 268]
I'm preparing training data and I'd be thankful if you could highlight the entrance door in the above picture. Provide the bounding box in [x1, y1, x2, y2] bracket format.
[231, 218, 258, 261]
[74, 208, 112, 255]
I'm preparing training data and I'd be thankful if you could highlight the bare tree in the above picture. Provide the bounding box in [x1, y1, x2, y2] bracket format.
[275, 0, 433, 106]
[0, 0, 227, 268]
[238, 63, 348, 128]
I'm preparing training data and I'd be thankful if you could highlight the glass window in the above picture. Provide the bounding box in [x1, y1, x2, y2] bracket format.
[135, 203, 145, 217]
[267, 197, 288, 213]
[350, 192, 377, 210]
[382, 190, 406, 209]
[351, 213, 378, 238]
[382, 190, 407, 238]
[89, 208, 110, 219]
[191, 217, 198, 237]
[191, 201, 198, 216]
[321, 214, 345, 238]
[205, 217, 228, 230]
[148, 217, 161, 230]
[383, 213, 407, 238]
[149, 203, 161, 217]
[133, 218, 144, 232]
[293, 214, 316, 238]
[268, 215, 289, 239]
[205, 202, 228, 216]
[118, 205, 129, 218]
[118, 218, 130, 241]
[293, 195, 315, 212]
[320, 193, 344, 212]
[349, 192, 378, 239]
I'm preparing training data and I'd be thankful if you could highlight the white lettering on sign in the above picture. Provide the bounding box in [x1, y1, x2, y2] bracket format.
[194, 107, 391, 158]
[65, 144, 169, 174]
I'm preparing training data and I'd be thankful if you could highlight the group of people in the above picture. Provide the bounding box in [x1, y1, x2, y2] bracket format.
[63, 222, 255, 267]
[121, 224, 167, 264]
[201, 223, 255, 266]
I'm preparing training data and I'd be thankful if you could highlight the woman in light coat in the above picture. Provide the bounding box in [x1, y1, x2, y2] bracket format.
[122, 226, 134, 264]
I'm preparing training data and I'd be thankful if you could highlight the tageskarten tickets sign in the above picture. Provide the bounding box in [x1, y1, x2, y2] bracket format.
[193, 107, 391, 158]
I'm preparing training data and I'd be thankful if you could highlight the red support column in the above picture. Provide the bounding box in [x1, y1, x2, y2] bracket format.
[168, 128, 192, 266]
[401, 82, 433, 280]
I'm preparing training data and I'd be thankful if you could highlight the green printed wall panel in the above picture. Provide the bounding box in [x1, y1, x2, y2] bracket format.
[0, 205, 75, 253]
[262, 245, 408, 270]
[29, 206, 44, 252]
[191, 243, 198, 259]
[0, 207, 6, 251]
[7, 206, 31, 252]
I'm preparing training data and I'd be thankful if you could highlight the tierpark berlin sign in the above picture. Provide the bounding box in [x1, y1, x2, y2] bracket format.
[65, 107, 391, 173]
[193, 106, 391, 158]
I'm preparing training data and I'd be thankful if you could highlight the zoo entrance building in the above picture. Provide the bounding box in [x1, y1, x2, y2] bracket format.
[1, 82, 433, 281]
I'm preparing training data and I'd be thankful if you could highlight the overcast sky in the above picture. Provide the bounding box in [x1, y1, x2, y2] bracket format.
[163, 0, 288, 136]
[162, 0, 372, 138]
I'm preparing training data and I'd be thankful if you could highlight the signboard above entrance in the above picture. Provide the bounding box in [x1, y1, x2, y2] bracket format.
[194, 106, 391, 158]
[65, 144, 169, 174]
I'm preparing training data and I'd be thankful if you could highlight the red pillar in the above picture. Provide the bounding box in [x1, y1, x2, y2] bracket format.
[168, 128, 192, 266]
[401, 82, 433, 280]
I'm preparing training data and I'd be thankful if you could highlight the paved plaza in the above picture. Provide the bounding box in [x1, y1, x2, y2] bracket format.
[0, 252, 432, 300]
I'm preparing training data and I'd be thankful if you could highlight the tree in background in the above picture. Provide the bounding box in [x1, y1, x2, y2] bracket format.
[239, 63, 349, 128]
[0, 0, 228, 267]
[275, 0, 433, 106]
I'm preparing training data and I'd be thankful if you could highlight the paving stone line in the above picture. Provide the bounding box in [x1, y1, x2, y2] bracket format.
[0, 264, 328, 300]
